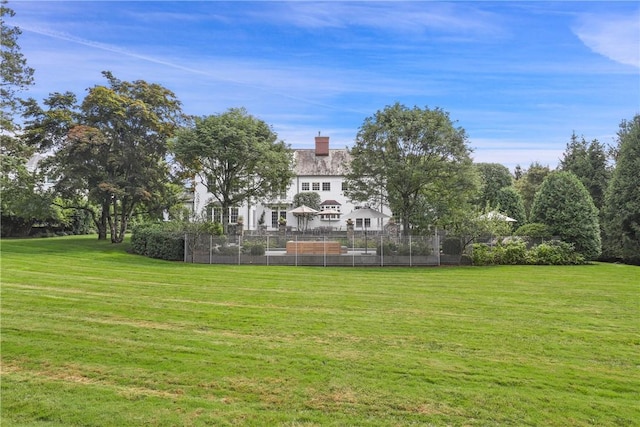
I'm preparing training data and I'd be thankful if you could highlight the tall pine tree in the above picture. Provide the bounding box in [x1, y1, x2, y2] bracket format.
[602, 115, 640, 264]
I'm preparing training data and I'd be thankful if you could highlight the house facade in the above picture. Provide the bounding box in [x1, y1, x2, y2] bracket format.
[191, 135, 391, 232]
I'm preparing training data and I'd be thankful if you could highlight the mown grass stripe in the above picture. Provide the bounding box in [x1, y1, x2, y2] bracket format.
[1, 235, 638, 426]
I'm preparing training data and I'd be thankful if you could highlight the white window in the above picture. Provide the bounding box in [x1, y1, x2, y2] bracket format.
[322, 182, 331, 191]
[355, 218, 371, 228]
[271, 210, 287, 228]
[211, 206, 239, 224]
[312, 182, 320, 191]
[301, 182, 310, 191]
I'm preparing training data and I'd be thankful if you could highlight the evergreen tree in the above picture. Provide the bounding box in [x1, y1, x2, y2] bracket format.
[495, 186, 526, 225]
[531, 171, 601, 260]
[515, 162, 550, 220]
[602, 115, 640, 264]
[559, 132, 610, 211]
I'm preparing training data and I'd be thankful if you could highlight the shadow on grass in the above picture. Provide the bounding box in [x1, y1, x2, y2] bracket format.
[2, 234, 132, 257]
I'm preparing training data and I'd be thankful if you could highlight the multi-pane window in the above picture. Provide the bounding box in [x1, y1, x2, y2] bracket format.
[320, 204, 340, 220]
[341, 182, 348, 191]
[229, 207, 239, 224]
[271, 210, 287, 228]
[322, 182, 331, 191]
[211, 206, 240, 224]
[301, 182, 310, 191]
[355, 218, 371, 228]
[312, 182, 320, 191]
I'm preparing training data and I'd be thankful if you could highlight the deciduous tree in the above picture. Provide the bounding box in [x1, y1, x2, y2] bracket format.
[345, 103, 475, 236]
[171, 108, 294, 233]
[0, 0, 42, 236]
[23, 72, 184, 242]
[292, 191, 321, 231]
[474, 162, 513, 209]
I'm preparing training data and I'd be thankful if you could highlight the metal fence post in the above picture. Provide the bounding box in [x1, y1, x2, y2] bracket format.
[184, 233, 188, 263]
[323, 236, 327, 267]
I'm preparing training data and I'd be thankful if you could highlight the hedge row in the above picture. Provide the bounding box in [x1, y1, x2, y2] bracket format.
[472, 239, 585, 266]
[130, 224, 184, 261]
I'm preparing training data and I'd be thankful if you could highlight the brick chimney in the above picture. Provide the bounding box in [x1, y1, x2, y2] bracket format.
[315, 134, 329, 156]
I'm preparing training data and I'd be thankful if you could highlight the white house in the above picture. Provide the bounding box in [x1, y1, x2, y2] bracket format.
[191, 135, 391, 232]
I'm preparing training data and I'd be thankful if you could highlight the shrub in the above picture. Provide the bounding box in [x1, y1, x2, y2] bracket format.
[500, 239, 527, 265]
[146, 231, 184, 261]
[527, 241, 584, 265]
[243, 242, 265, 256]
[130, 223, 184, 261]
[130, 224, 158, 256]
[472, 240, 584, 266]
[515, 223, 552, 239]
[471, 243, 494, 266]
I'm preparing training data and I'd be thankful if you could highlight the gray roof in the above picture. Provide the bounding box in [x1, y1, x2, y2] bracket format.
[294, 149, 350, 176]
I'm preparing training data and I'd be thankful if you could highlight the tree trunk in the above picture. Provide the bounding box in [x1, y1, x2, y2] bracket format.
[97, 202, 109, 240]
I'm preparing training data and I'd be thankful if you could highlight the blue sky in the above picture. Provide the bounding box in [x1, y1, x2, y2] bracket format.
[10, 1, 640, 170]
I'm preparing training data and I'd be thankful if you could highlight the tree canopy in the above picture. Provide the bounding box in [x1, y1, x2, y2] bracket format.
[602, 115, 640, 264]
[22, 72, 185, 242]
[474, 163, 513, 209]
[1, 0, 34, 134]
[0, 2, 65, 237]
[559, 132, 610, 211]
[292, 191, 321, 231]
[515, 162, 550, 220]
[345, 103, 476, 236]
[530, 171, 601, 260]
[171, 108, 294, 232]
[495, 186, 526, 225]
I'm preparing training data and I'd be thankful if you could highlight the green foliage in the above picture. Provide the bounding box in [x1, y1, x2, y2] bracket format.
[514, 222, 552, 239]
[376, 241, 431, 256]
[1, 0, 35, 133]
[345, 103, 475, 236]
[130, 223, 184, 261]
[146, 230, 184, 261]
[22, 72, 185, 243]
[515, 162, 550, 220]
[171, 108, 294, 233]
[474, 163, 513, 208]
[243, 241, 266, 256]
[472, 240, 584, 266]
[526, 241, 585, 265]
[495, 186, 526, 225]
[292, 191, 321, 210]
[530, 171, 601, 260]
[559, 132, 610, 211]
[292, 192, 320, 231]
[602, 115, 640, 265]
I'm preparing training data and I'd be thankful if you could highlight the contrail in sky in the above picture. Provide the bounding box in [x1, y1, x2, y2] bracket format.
[21, 25, 367, 114]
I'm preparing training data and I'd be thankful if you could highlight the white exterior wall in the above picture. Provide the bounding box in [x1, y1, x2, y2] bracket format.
[190, 137, 392, 232]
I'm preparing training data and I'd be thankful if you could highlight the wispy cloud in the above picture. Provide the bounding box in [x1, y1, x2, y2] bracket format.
[573, 12, 640, 69]
[254, 2, 504, 37]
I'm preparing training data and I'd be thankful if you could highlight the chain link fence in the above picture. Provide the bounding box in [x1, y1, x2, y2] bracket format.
[184, 232, 466, 266]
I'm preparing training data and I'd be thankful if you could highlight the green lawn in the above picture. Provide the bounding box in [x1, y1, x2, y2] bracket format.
[1, 236, 638, 426]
